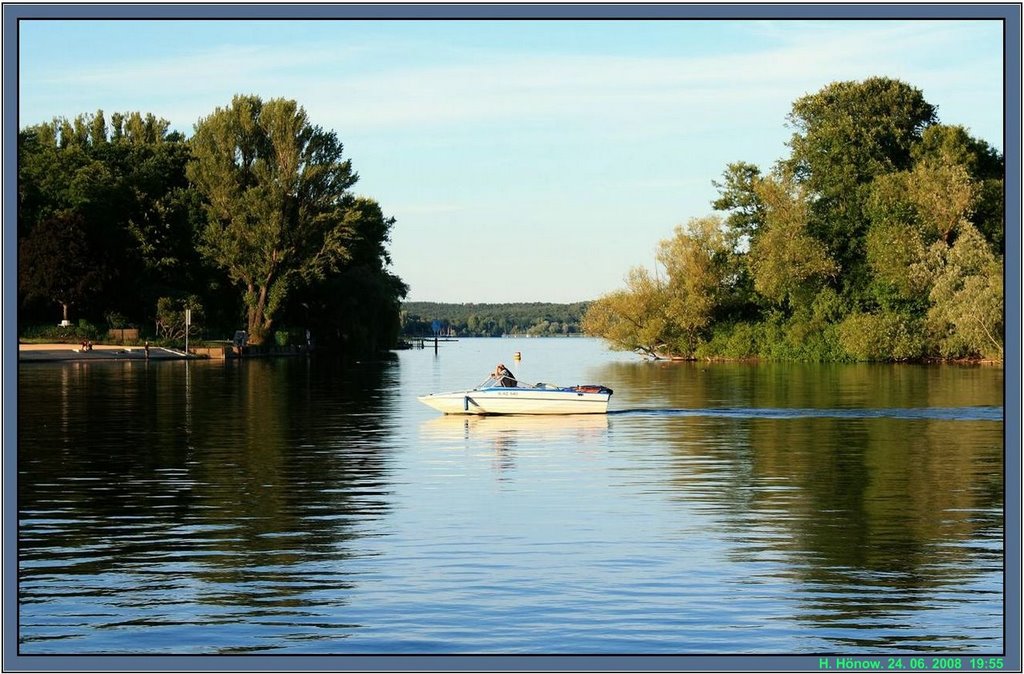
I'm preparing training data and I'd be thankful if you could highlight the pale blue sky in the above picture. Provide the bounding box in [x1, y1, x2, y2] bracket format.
[19, 19, 1004, 302]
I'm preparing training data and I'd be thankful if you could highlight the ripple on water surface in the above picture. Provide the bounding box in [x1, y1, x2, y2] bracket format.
[18, 349, 1004, 654]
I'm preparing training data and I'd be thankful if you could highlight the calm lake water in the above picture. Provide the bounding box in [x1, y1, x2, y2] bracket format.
[18, 338, 1005, 655]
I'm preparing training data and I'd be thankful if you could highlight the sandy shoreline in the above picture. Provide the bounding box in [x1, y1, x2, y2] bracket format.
[18, 342, 189, 362]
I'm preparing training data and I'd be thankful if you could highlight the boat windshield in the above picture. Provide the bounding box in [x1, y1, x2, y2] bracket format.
[477, 377, 563, 390]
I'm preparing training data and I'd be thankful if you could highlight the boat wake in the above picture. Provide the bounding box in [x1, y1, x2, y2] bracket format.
[609, 406, 1003, 422]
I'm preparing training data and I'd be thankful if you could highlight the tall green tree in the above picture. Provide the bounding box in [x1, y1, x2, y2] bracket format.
[187, 95, 360, 344]
[18, 212, 101, 323]
[282, 197, 408, 353]
[583, 216, 737, 359]
[787, 78, 936, 187]
[853, 124, 1003, 361]
[748, 172, 838, 307]
[711, 161, 766, 240]
[911, 124, 1004, 252]
[785, 78, 936, 288]
[581, 268, 671, 358]
[919, 224, 1003, 360]
[657, 216, 738, 355]
[18, 111, 199, 324]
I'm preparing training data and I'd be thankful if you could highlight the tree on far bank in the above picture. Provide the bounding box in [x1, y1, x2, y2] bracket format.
[784, 77, 937, 292]
[748, 171, 838, 307]
[18, 111, 209, 328]
[581, 268, 670, 358]
[711, 161, 766, 240]
[18, 212, 101, 323]
[280, 197, 409, 352]
[920, 224, 1003, 360]
[187, 95, 359, 344]
[582, 216, 735, 359]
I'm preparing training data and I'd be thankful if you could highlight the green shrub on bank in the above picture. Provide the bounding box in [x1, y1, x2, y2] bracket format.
[695, 322, 760, 360]
[838, 311, 928, 361]
[21, 320, 101, 342]
[694, 317, 851, 362]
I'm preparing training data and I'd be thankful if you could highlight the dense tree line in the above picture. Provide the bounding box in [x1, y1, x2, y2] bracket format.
[18, 98, 407, 353]
[583, 78, 1004, 362]
[402, 302, 589, 337]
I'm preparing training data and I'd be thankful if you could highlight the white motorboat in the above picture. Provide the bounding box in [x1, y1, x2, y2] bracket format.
[418, 377, 613, 415]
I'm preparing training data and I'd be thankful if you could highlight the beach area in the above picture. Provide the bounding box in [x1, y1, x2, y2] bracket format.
[18, 343, 189, 362]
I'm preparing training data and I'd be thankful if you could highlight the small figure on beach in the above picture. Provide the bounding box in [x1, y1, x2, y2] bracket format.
[144, 341, 150, 359]
[491, 363, 518, 387]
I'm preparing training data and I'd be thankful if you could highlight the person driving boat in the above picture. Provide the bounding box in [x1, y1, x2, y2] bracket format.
[491, 363, 518, 387]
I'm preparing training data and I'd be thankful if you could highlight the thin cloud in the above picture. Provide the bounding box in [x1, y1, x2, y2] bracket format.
[19, 19, 1001, 152]
[297, 22, 1001, 136]
[22, 20, 1000, 132]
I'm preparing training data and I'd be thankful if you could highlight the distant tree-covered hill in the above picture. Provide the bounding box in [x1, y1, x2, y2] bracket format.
[402, 301, 591, 337]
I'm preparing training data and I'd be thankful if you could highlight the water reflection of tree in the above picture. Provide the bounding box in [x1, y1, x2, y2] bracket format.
[19, 357, 399, 647]
[186, 359, 398, 586]
[589, 360, 1003, 640]
[594, 360, 1003, 411]
[744, 416, 1001, 643]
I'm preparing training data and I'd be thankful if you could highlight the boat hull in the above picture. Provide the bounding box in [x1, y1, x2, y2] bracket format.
[418, 387, 611, 415]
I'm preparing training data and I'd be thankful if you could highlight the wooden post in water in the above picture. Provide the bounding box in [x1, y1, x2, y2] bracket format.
[434, 336, 438, 353]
